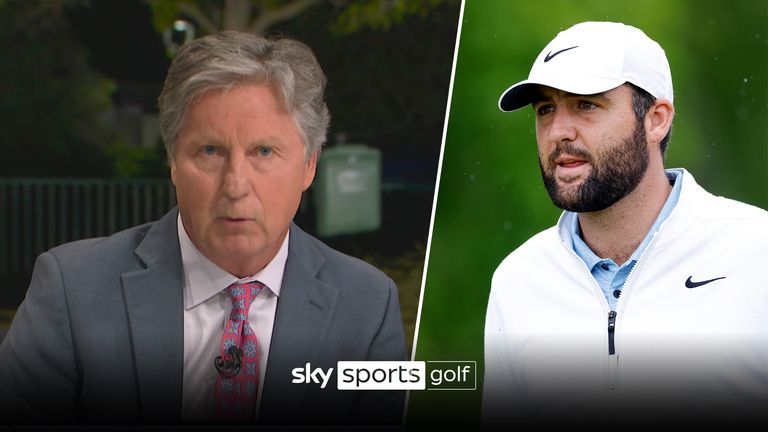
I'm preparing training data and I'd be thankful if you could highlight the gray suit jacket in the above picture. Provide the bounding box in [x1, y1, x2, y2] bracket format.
[0, 208, 407, 425]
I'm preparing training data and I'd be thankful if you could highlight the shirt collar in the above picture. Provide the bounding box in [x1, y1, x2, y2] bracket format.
[570, 216, 605, 270]
[568, 169, 683, 270]
[177, 214, 288, 309]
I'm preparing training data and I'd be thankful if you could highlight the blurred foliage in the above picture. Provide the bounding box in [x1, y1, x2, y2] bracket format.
[0, 308, 14, 324]
[331, 0, 453, 33]
[147, 0, 456, 40]
[0, 0, 120, 177]
[0, 308, 14, 336]
[107, 141, 170, 178]
[409, 0, 768, 427]
[149, 0, 197, 33]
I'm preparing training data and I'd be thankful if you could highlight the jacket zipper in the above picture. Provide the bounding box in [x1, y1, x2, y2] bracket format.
[607, 310, 617, 355]
[607, 309, 618, 390]
[564, 247, 619, 389]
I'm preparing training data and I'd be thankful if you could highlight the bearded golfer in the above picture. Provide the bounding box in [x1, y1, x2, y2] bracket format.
[483, 21, 768, 427]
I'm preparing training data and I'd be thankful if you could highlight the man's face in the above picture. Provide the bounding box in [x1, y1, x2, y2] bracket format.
[171, 83, 316, 275]
[533, 84, 649, 212]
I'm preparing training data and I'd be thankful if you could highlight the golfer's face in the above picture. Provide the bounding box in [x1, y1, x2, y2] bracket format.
[533, 85, 649, 212]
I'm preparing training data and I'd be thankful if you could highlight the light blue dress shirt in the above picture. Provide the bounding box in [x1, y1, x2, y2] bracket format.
[570, 169, 683, 310]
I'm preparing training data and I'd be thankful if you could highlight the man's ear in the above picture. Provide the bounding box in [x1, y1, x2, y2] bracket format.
[170, 155, 177, 186]
[302, 151, 318, 190]
[646, 98, 674, 147]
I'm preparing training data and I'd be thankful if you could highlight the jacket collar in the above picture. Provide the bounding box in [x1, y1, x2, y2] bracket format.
[556, 168, 705, 248]
[650, 168, 711, 249]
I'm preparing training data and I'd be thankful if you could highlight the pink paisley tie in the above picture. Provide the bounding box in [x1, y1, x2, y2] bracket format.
[214, 281, 264, 420]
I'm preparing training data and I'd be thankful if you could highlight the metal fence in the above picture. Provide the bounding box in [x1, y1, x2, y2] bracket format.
[0, 178, 176, 275]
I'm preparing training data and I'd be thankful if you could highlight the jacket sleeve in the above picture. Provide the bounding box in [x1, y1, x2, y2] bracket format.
[351, 277, 408, 425]
[0, 252, 80, 423]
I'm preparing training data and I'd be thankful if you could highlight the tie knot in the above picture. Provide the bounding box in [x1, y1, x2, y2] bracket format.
[226, 282, 264, 322]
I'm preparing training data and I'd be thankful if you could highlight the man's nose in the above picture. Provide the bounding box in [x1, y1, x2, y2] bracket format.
[221, 152, 249, 200]
[547, 107, 577, 144]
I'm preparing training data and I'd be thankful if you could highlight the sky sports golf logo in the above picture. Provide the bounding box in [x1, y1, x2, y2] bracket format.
[291, 361, 476, 391]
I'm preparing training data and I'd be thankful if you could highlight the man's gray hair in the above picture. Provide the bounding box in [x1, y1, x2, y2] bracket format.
[158, 31, 330, 160]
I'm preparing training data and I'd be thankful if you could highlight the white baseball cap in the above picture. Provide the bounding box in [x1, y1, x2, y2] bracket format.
[498, 21, 673, 112]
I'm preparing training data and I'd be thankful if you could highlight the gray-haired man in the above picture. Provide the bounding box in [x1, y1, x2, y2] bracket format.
[0, 32, 407, 426]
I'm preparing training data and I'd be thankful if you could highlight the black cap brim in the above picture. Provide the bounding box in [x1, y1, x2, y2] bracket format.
[498, 81, 540, 112]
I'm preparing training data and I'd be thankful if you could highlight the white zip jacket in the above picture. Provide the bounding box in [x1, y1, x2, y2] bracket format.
[483, 169, 768, 425]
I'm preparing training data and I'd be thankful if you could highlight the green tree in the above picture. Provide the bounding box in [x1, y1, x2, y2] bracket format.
[0, 0, 120, 177]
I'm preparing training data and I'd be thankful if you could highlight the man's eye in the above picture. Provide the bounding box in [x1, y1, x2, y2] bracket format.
[258, 146, 273, 157]
[578, 101, 598, 110]
[536, 104, 554, 116]
[202, 145, 217, 155]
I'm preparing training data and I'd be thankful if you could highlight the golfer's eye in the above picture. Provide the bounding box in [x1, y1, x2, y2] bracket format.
[578, 100, 598, 111]
[535, 104, 555, 116]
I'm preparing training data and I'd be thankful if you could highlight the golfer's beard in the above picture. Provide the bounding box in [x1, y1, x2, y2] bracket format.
[539, 121, 649, 213]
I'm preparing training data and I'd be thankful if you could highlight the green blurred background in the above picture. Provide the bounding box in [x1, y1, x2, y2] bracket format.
[408, 0, 768, 427]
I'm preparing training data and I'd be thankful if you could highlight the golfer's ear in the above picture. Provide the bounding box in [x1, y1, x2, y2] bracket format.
[646, 98, 674, 148]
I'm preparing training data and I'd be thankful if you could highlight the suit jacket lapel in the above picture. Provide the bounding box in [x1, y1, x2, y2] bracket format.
[121, 208, 185, 422]
[260, 223, 339, 421]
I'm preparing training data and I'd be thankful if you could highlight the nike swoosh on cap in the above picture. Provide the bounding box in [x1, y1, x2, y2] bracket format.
[544, 45, 578, 62]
